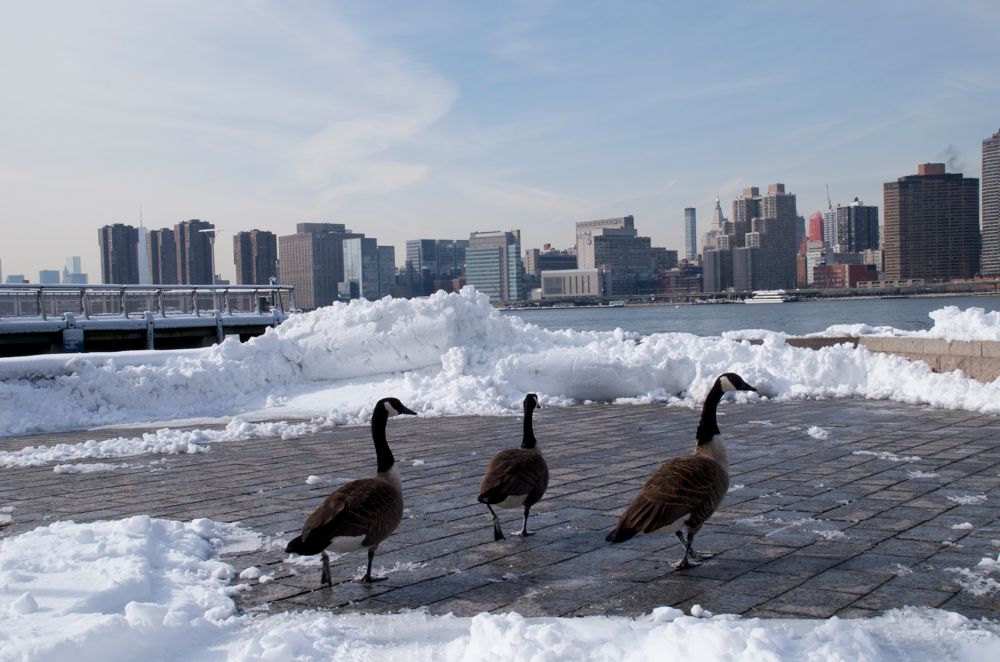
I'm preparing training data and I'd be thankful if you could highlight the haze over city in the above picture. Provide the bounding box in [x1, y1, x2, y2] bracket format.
[2, 1, 999, 282]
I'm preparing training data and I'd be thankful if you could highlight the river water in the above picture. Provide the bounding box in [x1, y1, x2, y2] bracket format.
[501, 295, 1000, 336]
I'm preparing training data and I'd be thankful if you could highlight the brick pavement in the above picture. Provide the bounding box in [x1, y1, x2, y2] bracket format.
[1, 398, 998, 620]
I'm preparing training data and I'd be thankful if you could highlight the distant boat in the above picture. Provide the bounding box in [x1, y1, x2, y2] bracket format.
[608, 300, 626, 307]
[744, 290, 797, 304]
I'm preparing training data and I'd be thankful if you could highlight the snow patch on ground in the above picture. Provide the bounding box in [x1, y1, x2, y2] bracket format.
[853, 450, 922, 463]
[0, 418, 323, 468]
[807, 425, 829, 440]
[2, 517, 998, 660]
[948, 494, 988, 506]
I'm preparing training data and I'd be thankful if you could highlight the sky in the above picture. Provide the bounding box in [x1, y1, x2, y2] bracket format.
[1, 0, 999, 283]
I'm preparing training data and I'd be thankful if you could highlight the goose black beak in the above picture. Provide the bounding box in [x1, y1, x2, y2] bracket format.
[399, 405, 418, 416]
[744, 384, 758, 392]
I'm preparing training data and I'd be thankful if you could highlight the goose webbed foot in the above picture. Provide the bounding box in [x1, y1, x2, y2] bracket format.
[514, 507, 534, 537]
[487, 504, 505, 541]
[673, 556, 701, 570]
[514, 529, 534, 537]
[360, 546, 386, 583]
[320, 552, 332, 586]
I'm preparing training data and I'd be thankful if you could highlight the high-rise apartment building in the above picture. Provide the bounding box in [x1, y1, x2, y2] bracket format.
[466, 230, 524, 303]
[98, 223, 140, 284]
[834, 198, 880, 253]
[883, 163, 980, 281]
[137, 227, 151, 284]
[684, 208, 697, 262]
[174, 219, 215, 285]
[718, 184, 799, 291]
[278, 223, 362, 309]
[575, 215, 653, 296]
[233, 230, 278, 285]
[148, 228, 178, 284]
[983, 129, 1000, 277]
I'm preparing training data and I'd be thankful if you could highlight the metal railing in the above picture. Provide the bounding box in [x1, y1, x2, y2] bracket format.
[0, 284, 296, 321]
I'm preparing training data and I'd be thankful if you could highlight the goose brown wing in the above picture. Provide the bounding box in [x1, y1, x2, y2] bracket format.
[617, 456, 729, 534]
[299, 478, 403, 549]
[479, 449, 549, 503]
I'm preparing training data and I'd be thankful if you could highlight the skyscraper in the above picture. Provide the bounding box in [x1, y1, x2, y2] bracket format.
[233, 230, 278, 285]
[883, 163, 980, 281]
[834, 198, 880, 253]
[98, 223, 140, 284]
[342, 237, 396, 300]
[466, 230, 524, 303]
[148, 228, 178, 284]
[684, 208, 697, 262]
[575, 215, 653, 296]
[174, 219, 215, 285]
[983, 129, 1000, 277]
[278, 223, 362, 309]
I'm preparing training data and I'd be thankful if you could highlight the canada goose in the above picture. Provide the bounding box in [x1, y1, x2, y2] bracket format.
[478, 393, 549, 541]
[285, 397, 416, 586]
[606, 373, 756, 569]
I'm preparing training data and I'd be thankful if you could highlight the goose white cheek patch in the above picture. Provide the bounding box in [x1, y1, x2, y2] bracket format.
[720, 376, 736, 392]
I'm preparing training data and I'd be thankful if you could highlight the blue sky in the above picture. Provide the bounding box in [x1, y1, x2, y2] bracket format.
[1, 1, 998, 282]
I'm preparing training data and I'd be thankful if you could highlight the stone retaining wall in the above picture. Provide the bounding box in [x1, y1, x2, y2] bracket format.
[744, 336, 1000, 383]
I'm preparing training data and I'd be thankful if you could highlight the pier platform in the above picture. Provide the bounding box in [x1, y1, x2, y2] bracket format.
[1, 398, 998, 620]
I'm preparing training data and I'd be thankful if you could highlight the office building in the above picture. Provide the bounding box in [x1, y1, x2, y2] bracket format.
[983, 129, 1000, 277]
[38, 270, 60, 284]
[405, 238, 469, 296]
[539, 268, 602, 300]
[684, 208, 697, 261]
[174, 219, 215, 285]
[883, 163, 980, 281]
[278, 223, 362, 309]
[835, 198, 880, 253]
[98, 223, 140, 284]
[702, 247, 733, 292]
[813, 264, 879, 289]
[62, 256, 88, 284]
[233, 230, 278, 285]
[523, 246, 577, 277]
[342, 237, 395, 300]
[807, 212, 824, 242]
[137, 227, 151, 284]
[575, 215, 653, 296]
[466, 230, 524, 303]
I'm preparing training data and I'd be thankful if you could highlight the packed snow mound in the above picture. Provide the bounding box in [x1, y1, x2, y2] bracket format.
[2, 518, 999, 661]
[918, 306, 1000, 342]
[2, 288, 1000, 438]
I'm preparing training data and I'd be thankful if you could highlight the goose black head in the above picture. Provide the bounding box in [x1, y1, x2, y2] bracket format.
[718, 373, 757, 394]
[524, 393, 541, 411]
[378, 397, 418, 417]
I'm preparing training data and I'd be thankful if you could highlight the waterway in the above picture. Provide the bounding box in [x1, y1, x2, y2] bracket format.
[501, 295, 1000, 336]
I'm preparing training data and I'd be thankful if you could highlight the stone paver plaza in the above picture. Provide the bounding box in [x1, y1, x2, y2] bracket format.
[1, 398, 998, 619]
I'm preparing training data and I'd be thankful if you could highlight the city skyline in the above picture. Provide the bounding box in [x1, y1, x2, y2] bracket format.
[2, 2, 999, 281]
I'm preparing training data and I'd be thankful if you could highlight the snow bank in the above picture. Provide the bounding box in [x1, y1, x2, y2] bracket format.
[2, 289, 1000, 439]
[2, 518, 998, 661]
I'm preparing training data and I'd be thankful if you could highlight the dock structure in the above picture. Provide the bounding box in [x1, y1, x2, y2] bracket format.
[0, 284, 295, 356]
[1, 398, 997, 619]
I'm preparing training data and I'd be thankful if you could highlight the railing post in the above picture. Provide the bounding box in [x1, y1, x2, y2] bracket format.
[145, 311, 155, 349]
[253, 289, 261, 314]
[120, 287, 129, 319]
[193, 288, 200, 317]
[37, 287, 45, 320]
[224, 288, 231, 315]
[157, 289, 165, 318]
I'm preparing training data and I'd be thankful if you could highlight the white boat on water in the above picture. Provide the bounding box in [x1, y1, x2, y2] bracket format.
[744, 290, 797, 303]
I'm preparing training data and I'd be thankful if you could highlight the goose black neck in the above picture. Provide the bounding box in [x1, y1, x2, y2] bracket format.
[372, 407, 395, 473]
[696, 382, 724, 446]
[520, 405, 537, 449]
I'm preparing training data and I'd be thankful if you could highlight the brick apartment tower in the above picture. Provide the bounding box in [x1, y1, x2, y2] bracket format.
[233, 230, 278, 285]
[883, 163, 980, 281]
[98, 223, 139, 284]
[982, 129, 1000, 277]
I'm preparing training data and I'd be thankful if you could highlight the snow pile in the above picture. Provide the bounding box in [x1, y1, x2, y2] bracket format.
[3, 288, 1000, 439]
[0, 418, 322, 469]
[920, 307, 1000, 342]
[2, 517, 999, 661]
